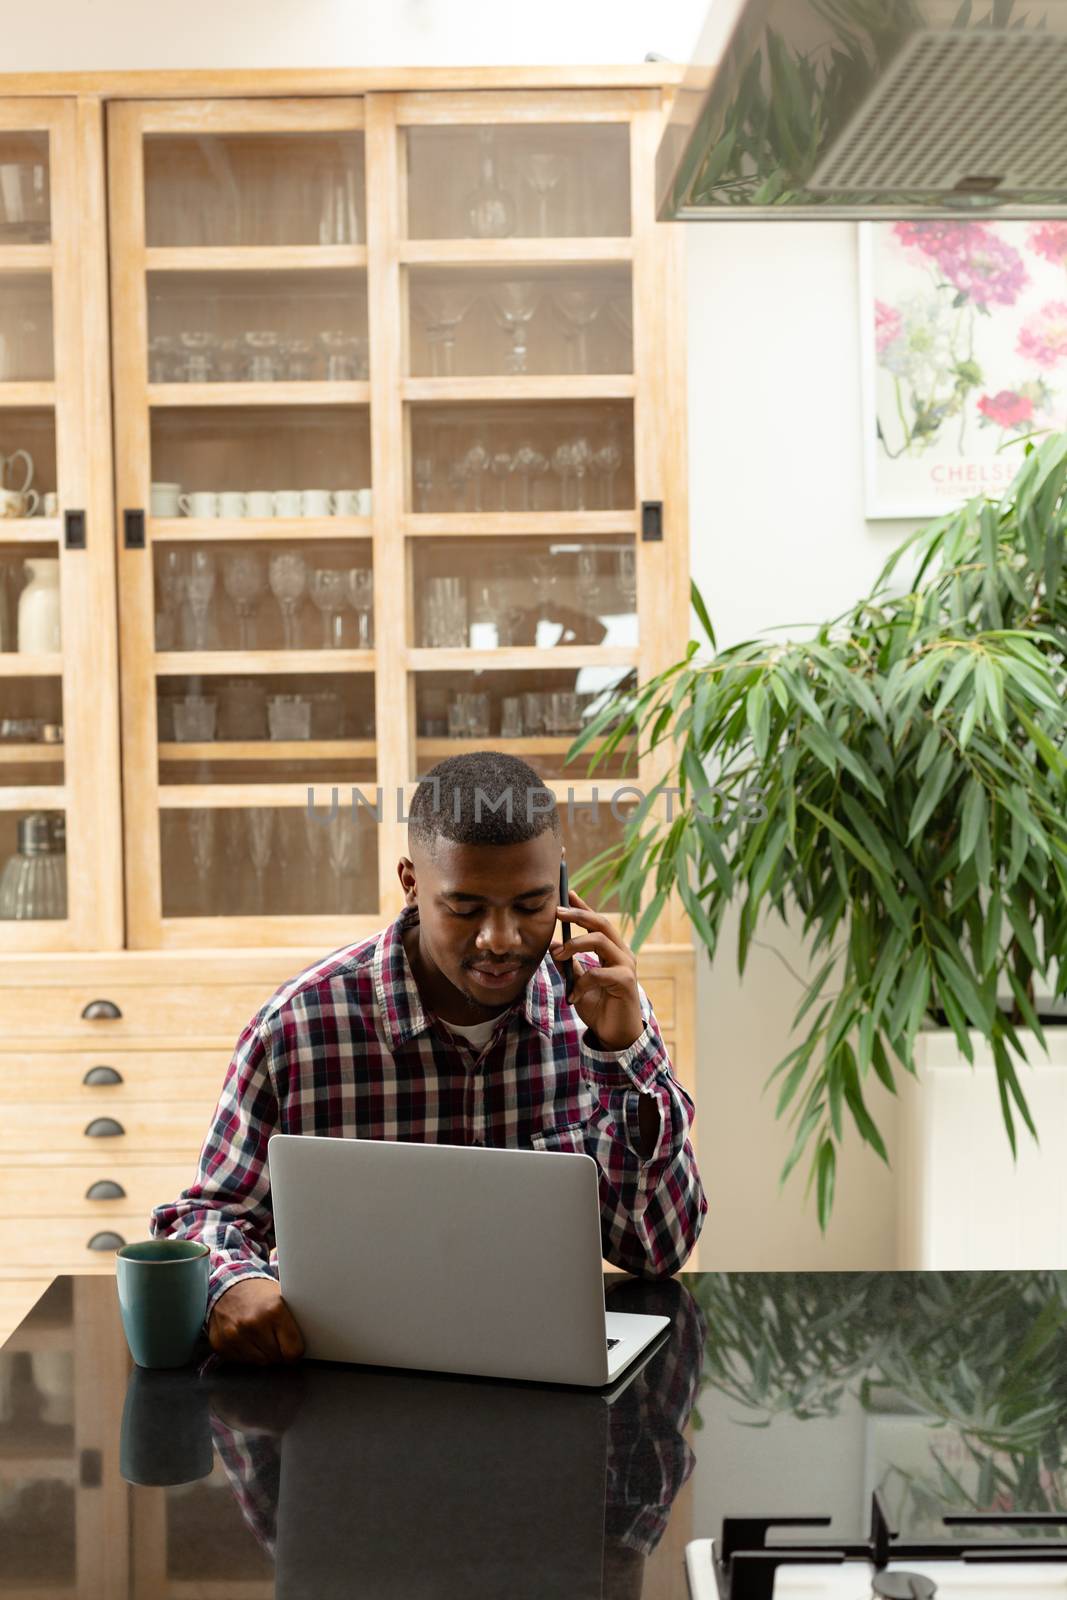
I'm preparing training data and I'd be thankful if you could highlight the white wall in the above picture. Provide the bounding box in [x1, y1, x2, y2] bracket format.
[6, 0, 922, 1267]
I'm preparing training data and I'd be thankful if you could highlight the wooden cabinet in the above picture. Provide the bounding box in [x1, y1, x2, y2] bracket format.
[0, 66, 698, 1338]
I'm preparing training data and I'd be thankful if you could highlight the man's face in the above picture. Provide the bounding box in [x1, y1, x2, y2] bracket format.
[399, 831, 562, 1012]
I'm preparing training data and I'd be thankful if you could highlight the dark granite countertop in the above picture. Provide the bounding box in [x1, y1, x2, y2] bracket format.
[2, 1270, 1065, 1597]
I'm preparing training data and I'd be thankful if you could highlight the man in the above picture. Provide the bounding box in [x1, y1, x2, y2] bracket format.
[151, 751, 707, 1364]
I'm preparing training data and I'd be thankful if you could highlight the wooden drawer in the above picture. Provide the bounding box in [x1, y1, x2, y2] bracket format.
[0, 1049, 230, 1103]
[0, 1102, 217, 1156]
[0, 1216, 157, 1269]
[0, 984, 269, 1042]
[0, 1163, 194, 1219]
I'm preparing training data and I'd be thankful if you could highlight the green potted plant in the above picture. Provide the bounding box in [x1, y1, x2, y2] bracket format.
[566, 432, 1067, 1232]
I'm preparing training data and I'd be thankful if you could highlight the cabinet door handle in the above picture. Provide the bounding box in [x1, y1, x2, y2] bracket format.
[87, 1231, 126, 1251]
[84, 1117, 125, 1138]
[85, 1180, 127, 1201]
[82, 1065, 123, 1086]
[81, 998, 123, 1020]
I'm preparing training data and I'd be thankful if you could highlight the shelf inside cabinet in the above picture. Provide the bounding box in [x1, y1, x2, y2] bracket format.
[408, 645, 634, 669]
[154, 650, 374, 674]
[0, 745, 63, 764]
[0, 518, 60, 543]
[399, 238, 631, 265]
[150, 516, 372, 542]
[148, 381, 370, 408]
[405, 511, 634, 536]
[0, 245, 53, 273]
[146, 244, 367, 272]
[0, 784, 66, 809]
[0, 381, 55, 408]
[159, 739, 376, 760]
[402, 375, 633, 403]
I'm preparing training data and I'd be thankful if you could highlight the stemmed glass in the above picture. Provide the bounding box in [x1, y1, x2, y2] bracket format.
[246, 808, 274, 912]
[185, 550, 216, 650]
[346, 567, 374, 647]
[517, 151, 564, 236]
[320, 329, 356, 382]
[327, 810, 356, 910]
[491, 281, 540, 374]
[510, 443, 543, 512]
[413, 455, 434, 512]
[303, 805, 326, 904]
[461, 442, 490, 512]
[592, 438, 623, 509]
[223, 551, 267, 649]
[310, 568, 348, 649]
[268, 551, 307, 649]
[616, 546, 636, 609]
[551, 287, 602, 372]
[243, 331, 281, 383]
[552, 443, 574, 511]
[157, 548, 185, 650]
[490, 450, 513, 510]
[416, 287, 474, 377]
[187, 807, 216, 910]
[569, 437, 593, 511]
[179, 331, 218, 383]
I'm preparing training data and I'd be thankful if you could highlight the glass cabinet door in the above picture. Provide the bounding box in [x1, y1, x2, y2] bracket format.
[392, 90, 675, 923]
[0, 100, 122, 951]
[109, 99, 378, 948]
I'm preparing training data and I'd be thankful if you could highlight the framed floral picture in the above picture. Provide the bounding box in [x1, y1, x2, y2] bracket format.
[859, 220, 1067, 518]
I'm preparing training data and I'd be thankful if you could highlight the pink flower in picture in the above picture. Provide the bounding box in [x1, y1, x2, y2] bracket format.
[874, 300, 902, 354]
[892, 220, 1028, 308]
[977, 390, 1034, 428]
[1017, 301, 1067, 368]
[1028, 222, 1067, 268]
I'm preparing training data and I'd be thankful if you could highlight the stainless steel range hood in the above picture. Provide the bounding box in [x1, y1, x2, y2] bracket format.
[656, 0, 1067, 220]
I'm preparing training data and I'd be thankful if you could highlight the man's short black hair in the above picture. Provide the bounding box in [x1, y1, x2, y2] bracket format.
[408, 751, 562, 858]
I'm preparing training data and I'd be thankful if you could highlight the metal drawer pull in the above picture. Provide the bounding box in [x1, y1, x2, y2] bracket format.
[85, 1180, 127, 1201]
[81, 998, 122, 1020]
[84, 1117, 125, 1138]
[83, 1065, 123, 1087]
[87, 1231, 126, 1251]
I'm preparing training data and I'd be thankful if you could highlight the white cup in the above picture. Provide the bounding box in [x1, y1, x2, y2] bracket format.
[0, 486, 39, 518]
[273, 489, 302, 517]
[332, 488, 361, 516]
[357, 488, 373, 517]
[217, 491, 246, 518]
[178, 491, 219, 519]
[150, 482, 182, 518]
[301, 489, 333, 517]
[43, 491, 58, 518]
[244, 490, 275, 518]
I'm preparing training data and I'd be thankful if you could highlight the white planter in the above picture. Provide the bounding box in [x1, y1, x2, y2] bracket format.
[898, 1025, 1067, 1267]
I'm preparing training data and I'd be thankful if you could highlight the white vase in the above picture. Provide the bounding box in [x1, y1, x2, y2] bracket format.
[17, 558, 61, 653]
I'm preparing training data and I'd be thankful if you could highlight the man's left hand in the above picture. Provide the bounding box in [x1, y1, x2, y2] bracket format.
[550, 887, 645, 1051]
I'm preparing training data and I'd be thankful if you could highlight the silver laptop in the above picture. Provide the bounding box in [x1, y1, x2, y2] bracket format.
[268, 1132, 671, 1387]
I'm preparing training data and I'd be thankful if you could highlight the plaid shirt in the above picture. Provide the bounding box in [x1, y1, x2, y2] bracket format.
[152, 901, 707, 1316]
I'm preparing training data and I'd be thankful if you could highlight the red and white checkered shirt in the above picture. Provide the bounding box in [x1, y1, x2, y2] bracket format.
[151, 901, 707, 1315]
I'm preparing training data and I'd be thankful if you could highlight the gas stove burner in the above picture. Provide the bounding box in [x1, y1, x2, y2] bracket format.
[873, 1575, 937, 1599]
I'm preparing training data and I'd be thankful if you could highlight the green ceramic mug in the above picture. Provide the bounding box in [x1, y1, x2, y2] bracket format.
[116, 1240, 210, 1369]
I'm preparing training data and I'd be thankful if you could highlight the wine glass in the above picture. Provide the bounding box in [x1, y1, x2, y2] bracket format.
[319, 329, 355, 382]
[616, 546, 636, 608]
[178, 331, 218, 383]
[246, 808, 274, 911]
[552, 443, 574, 511]
[413, 455, 434, 512]
[551, 287, 602, 372]
[569, 437, 593, 512]
[416, 287, 475, 377]
[243, 330, 280, 383]
[326, 809, 356, 910]
[310, 568, 348, 648]
[461, 442, 490, 512]
[186, 808, 216, 910]
[268, 551, 307, 649]
[489, 450, 513, 510]
[156, 548, 185, 650]
[510, 443, 541, 512]
[346, 567, 374, 647]
[223, 551, 267, 649]
[592, 438, 623, 509]
[491, 281, 540, 374]
[185, 550, 216, 650]
[517, 151, 564, 236]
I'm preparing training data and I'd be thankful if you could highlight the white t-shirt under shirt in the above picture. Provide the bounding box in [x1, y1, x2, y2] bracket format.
[440, 1014, 501, 1050]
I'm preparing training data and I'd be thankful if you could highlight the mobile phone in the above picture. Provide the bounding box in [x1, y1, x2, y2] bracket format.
[558, 856, 574, 1000]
